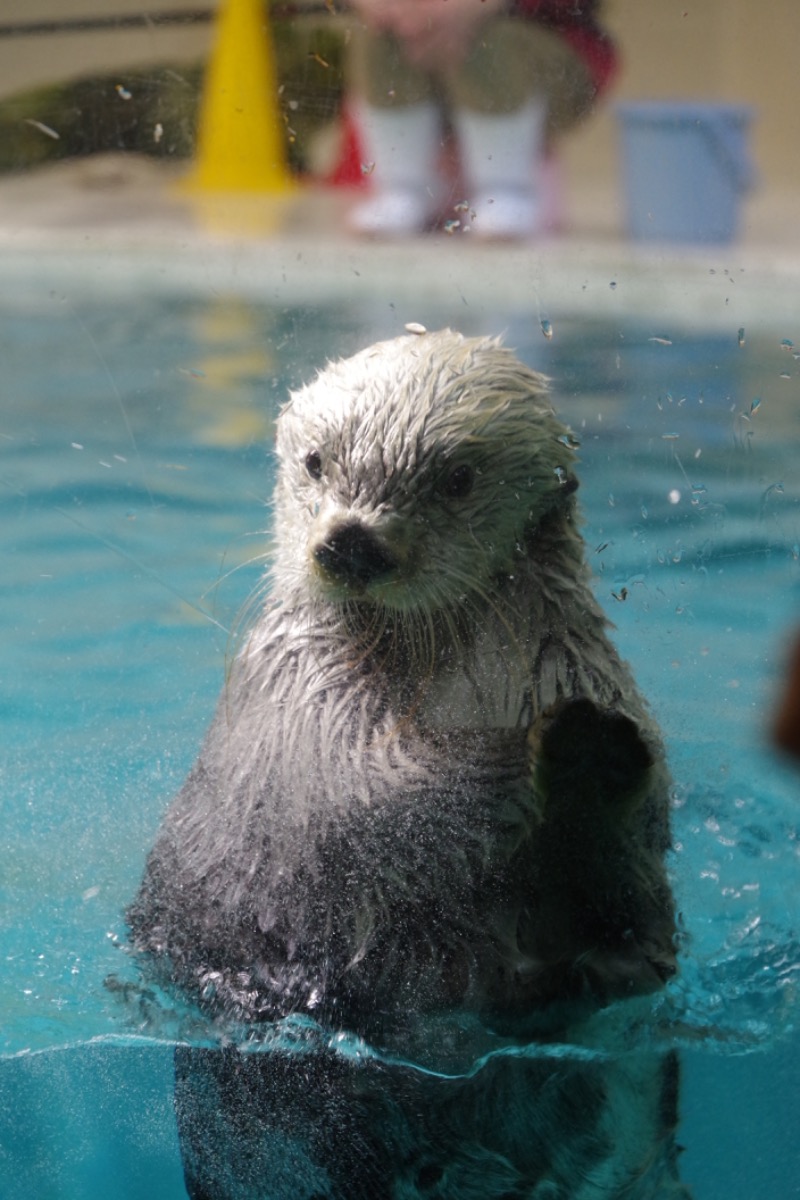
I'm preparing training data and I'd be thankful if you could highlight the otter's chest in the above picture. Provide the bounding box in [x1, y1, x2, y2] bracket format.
[417, 635, 534, 733]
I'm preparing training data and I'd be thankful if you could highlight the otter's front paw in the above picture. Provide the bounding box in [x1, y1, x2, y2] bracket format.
[532, 697, 655, 815]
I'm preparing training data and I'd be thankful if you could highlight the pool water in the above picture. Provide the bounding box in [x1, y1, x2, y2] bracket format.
[1, 292, 799, 1197]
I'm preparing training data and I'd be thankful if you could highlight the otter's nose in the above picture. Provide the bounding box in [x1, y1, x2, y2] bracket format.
[313, 521, 397, 587]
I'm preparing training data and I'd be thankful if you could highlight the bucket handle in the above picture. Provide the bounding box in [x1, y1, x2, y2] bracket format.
[701, 115, 757, 193]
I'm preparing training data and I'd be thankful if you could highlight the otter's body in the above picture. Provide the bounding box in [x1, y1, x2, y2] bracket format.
[129, 332, 688, 1198]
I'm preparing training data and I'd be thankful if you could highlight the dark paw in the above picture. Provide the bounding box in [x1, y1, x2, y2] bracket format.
[534, 698, 655, 809]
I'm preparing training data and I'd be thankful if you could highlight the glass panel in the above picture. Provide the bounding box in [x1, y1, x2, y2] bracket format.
[1, 4, 798, 1197]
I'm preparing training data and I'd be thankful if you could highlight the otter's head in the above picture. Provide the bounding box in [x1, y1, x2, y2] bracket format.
[272, 330, 578, 617]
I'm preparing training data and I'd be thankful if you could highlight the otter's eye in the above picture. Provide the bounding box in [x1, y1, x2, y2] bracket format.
[305, 450, 323, 480]
[443, 464, 474, 499]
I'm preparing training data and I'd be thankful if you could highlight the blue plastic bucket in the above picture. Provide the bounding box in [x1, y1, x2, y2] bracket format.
[616, 102, 755, 245]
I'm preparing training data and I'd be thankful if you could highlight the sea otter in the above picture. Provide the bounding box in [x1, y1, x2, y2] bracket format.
[129, 330, 688, 1198]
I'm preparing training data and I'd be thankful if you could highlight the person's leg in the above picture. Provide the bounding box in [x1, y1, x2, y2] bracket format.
[446, 19, 595, 237]
[346, 28, 443, 235]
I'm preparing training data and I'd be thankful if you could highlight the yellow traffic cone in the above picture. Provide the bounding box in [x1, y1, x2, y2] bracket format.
[184, 0, 293, 193]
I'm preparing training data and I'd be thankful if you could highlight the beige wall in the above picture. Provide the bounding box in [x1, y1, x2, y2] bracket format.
[0, 1, 213, 99]
[567, 0, 800, 194]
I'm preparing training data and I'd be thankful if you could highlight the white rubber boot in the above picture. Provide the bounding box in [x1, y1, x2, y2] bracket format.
[453, 98, 547, 240]
[348, 103, 442, 237]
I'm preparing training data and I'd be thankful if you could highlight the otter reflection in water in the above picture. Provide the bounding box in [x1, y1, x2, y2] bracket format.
[129, 330, 688, 1198]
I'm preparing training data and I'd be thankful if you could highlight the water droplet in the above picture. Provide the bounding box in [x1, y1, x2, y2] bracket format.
[443, 219, 460, 235]
[405, 322, 426, 335]
[360, 161, 375, 176]
[540, 318, 553, 340]
[780, 338, 794, 350]
[750, 396, 762, 414]
[737, 326, 745, 346]
[661, 432, 680, 440]
[648, 336, 673, 346]
[116, 84, 132, 100]
[609, 280, 617, 290]
[153, 122, 164, 144]
[668, 489, 681, 504]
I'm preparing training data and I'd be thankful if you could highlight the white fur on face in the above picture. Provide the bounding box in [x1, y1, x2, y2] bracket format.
[272, 330, 577, 614]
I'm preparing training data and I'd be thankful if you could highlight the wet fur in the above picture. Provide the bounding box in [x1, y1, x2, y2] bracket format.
[128, 331, 688, 1197]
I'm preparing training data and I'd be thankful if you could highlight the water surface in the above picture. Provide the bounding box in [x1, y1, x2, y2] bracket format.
[1, 294, 798, 1197]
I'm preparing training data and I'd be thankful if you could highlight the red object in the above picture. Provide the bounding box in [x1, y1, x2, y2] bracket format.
[512, 0, 620, 96]
[327, 105, 371, 188]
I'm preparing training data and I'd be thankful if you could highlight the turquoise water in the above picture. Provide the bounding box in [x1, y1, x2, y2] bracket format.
[1, 293, 799, 1196]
